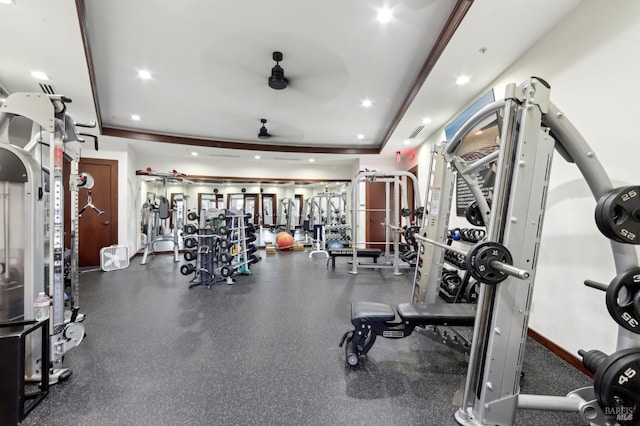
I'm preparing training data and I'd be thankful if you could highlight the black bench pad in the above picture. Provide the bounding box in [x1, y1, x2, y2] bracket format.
[396, 303, 476, 326]
[351, 301, 395, 323]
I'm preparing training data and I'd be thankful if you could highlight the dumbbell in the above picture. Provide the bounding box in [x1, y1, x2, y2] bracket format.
[220, 265, 233, 278]
[180, 263, 195, 275]
[183, 224, 198, 235]
[184, 237, 197, 248]
[184, 250, 196, 261]
[187, 211, 199, 221]
[218, 252, 233, 263]
[579, 348, 640, 423]
[248, 254, 261, 264]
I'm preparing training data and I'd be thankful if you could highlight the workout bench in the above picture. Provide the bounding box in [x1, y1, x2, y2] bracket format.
[339, 301, 476, 366]
[327, 248, 382, 268]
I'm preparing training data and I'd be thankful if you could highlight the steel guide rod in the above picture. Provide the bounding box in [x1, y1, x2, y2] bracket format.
[413, 234, 530, 280]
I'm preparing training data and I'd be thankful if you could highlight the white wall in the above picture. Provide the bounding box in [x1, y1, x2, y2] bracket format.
[415, 1, 640, 355]
[82, 137, 136, 258]
[132, 150, 355, 181]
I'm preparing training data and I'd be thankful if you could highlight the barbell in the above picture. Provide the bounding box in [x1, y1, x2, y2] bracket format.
[413, 233, 530, 284]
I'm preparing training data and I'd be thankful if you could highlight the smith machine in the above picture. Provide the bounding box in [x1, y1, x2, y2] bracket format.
[350, 171, 421, 275]
[341, 77, 640, 426]
[0, 93, 94, 393]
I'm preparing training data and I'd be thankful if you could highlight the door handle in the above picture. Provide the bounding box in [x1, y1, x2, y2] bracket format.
[102, 221, 110, 225]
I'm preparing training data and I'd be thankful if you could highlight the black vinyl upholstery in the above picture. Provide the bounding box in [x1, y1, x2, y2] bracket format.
[396, 303, 476, 326]
[351, 301, 395, 323]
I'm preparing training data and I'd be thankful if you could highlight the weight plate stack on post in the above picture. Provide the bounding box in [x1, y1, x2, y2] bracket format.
[605, 267, 640, 333]
[595, 186, 640, 244]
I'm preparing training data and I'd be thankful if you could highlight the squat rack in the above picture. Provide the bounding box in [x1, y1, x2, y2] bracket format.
[350, 170, 421, 275]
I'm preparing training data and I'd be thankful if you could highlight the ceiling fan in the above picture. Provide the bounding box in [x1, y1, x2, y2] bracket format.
[268, 51, 288, 90]
[258, 118, 271, 139]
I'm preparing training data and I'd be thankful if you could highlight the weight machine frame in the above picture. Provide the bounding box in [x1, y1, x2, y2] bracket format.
[432, 77, 640, 425]
[350, 171, 421, 275]
[0, 92, 87, 383]
[139, 171, 181, 265]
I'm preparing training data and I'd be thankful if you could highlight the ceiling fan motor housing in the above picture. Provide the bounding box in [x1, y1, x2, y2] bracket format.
[268, 51, 288, 90]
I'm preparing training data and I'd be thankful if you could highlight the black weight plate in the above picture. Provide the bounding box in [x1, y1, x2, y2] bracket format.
[184, 250, 196, 261]
[606, 267, 640, 334]
[218, 213, 226, 221]
[187, 211, 198, 221]
[594, 348, 640, 410]
[464, 201, 485, 227]
[466, 241, 512, 284]
[595, 190, 615, 240]
[219, 238, 230, 249]
[218, 226, 229, 236]
[598, 187, 640, 244]
[246, 233, 257, 243]
[404, 226, 420, 246]
[247, 245, 258, 254]
[219, 252, 233, 263]
[600, 190, 627, 242]
[464, 280, 478, 303]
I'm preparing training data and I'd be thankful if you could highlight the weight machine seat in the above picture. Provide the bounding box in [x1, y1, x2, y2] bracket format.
[351, 301, 396, 323]
[396, 303, 476, 327]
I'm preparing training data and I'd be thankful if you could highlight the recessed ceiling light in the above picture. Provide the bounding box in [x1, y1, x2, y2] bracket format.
[357, 134, 364, 140]
[361, 99, 372, 108]
[377, 8, 393, 23]
[30, 71, 49, 81]
[422, 117, 432, 124]
[255, 155, 261, 160]
[456, 75, 470, 85]
[191, 152, 198, 156]
[403, 140, 411, 145]
[138, 70, 152, 80]
[309, 158, 315, 163]
[130, 114, 141, 121]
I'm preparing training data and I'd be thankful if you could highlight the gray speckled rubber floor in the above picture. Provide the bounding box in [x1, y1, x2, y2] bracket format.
[20, 251, 591, 426]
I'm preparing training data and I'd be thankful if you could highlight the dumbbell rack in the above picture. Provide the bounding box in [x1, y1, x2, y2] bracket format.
[181, 208, 261, 287]
[439, 228, 485, 303]
[324, 224, 351, 246]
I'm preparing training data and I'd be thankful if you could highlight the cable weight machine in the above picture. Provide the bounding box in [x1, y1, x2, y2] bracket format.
[0, 93, 91, 386]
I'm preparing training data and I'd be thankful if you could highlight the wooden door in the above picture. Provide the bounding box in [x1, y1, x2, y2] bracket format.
[366, 182, 387, 250]
[78, 158, 118, 266]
